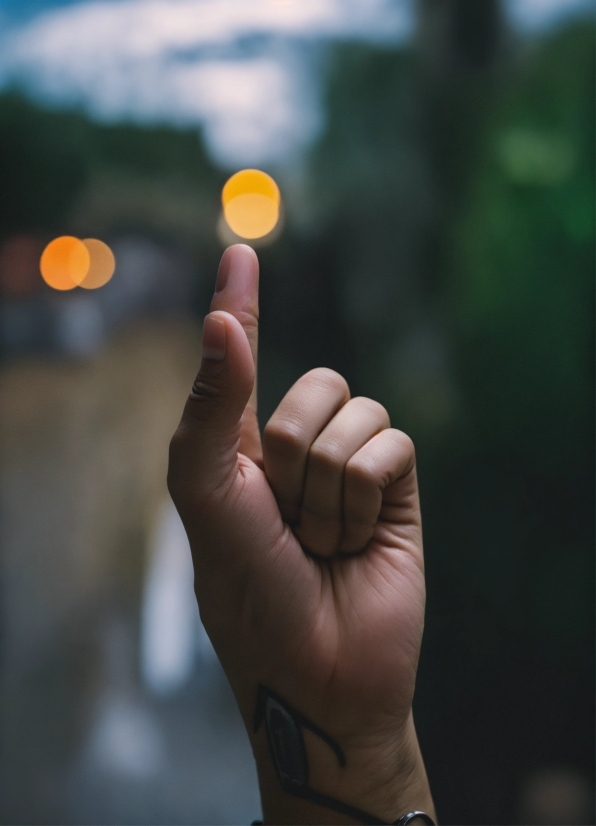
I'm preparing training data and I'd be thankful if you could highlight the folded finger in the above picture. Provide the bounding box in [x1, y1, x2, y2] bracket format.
[340, 428, 415, 553]
[297, 397, 390, 557]
[263, 368, 350, 523]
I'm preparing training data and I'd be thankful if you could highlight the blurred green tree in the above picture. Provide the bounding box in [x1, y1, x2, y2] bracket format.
[302, 15, 594, 823]
[0, 92, 222, 251]
[0, 93, 90, 234]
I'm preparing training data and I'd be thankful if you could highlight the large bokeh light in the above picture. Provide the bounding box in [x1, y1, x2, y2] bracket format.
[222, 169, 280, 239]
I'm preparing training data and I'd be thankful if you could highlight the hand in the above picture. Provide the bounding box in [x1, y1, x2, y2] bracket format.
[168, 245, 435, 825]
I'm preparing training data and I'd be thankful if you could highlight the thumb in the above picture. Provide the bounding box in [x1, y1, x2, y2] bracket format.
[168, 309, 255, 507]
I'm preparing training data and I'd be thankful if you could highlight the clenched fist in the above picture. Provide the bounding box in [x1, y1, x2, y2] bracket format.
[168, 245, 435, 825]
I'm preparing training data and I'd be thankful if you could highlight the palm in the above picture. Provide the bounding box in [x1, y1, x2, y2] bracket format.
[193, 444, 425, 741]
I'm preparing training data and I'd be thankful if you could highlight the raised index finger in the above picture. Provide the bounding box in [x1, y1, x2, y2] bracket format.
[209, 244, 261, 463]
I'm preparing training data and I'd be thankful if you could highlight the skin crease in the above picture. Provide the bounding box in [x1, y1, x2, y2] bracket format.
[168, 245, 435, 825]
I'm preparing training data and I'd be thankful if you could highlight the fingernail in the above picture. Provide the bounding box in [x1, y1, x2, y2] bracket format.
[202, 314, 226, 362]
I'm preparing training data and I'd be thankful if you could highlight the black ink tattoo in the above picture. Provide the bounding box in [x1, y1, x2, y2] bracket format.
[254, 686, 435, 826]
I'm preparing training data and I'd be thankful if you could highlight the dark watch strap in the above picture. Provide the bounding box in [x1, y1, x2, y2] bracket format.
[393, 812, 436, 826]
[252, 813, 434, 826]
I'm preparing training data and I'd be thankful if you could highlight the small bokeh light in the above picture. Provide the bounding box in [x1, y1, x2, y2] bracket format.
[40, 236, 115, 291]
[40, 236, 90, 291]
[222, 169, 280, 240]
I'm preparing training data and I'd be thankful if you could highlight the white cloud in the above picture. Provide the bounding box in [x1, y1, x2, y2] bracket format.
[183, 57, 320, 166]
[506, 0, 595, 31]
[0, 0, 413, 167]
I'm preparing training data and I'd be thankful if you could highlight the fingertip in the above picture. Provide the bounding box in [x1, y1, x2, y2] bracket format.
[228, 243, 259, 262]
[216, 245, 259, 293]
[230, 244, 259, 279]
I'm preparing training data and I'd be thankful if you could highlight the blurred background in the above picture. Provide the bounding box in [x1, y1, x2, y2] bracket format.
[0, 0, 594, 824]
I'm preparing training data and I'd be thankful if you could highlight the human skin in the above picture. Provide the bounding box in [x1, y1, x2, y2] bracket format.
[168, 244, 435, 825]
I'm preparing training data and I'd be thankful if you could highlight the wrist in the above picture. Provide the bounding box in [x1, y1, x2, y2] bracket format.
[252, 704, 435, 825]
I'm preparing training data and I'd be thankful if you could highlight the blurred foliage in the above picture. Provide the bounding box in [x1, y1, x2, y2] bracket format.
[0, 93, 88, 233]
[437, 19, 594, 687]
[306, 17, 594, 622]
[0, 91, 223, 253]
[299, 19, 594, 822]
[452, 23, 594, 470]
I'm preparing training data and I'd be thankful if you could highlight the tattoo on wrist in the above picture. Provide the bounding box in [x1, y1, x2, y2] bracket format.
[254, 685, 434, 826]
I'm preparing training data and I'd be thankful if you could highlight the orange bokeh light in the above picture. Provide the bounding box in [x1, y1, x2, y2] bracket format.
[40, 236, 90, 291]
[80, 239, 116, 289]
[40, 236, 116, 291]
[222, 169, 280, 240]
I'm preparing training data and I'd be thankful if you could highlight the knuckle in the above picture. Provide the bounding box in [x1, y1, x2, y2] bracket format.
[309, 440, 343, 471]
[352, 396, 390, 425]
[187, 375, 223, 421]
[305, 367, 349, 398]
[231, 310, 259, 350]
[346, 454, 374, 480]
[391, 428, 416, 460]
[236, 309, 259, 333]
[263, 418, 305, 458]
[346, 455, 377, 487]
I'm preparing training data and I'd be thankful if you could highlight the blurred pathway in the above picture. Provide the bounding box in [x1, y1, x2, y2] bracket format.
[0, 321, 260, 824]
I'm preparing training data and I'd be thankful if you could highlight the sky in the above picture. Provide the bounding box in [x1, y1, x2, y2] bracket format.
[0, 0, 593, 168]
